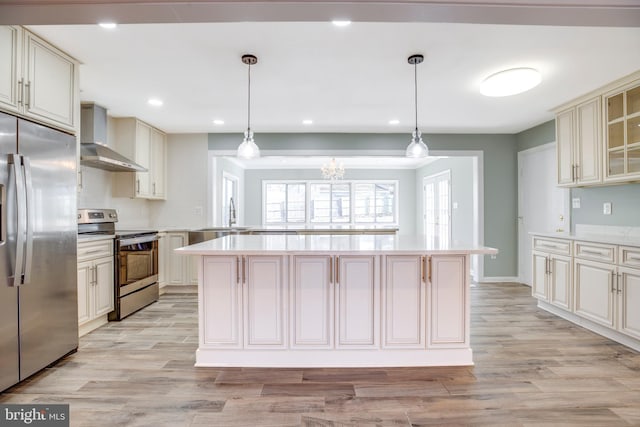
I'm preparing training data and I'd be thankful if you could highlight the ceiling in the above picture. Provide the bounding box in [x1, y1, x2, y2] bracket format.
[5, 1, 640, 136]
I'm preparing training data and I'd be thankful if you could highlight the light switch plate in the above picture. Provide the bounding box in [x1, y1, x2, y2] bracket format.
[572, 198, 581, 209]
[453, 202, 459, 209]
[603, 202, 612, 215]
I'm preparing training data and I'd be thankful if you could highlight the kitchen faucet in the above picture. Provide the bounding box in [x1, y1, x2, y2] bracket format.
[228, 197, 237, 227]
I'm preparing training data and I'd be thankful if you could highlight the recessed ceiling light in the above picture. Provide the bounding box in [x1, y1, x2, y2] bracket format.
[98, 22, 118, 29]
[147, 98, 163, 107]
[480, 67, 541, 97]
[332, 20, 351, 27]
[302, 119, 313, 125]
[213, 119, 225, 125]
[388, 119, 400, 125]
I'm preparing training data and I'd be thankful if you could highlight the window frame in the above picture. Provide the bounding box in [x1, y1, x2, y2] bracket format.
[262, 179, 399, 226]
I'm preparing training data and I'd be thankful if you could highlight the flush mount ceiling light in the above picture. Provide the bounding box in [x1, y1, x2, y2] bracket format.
[147, 98, 163, 107]
[213, 119, 224, 125]
[237, 54, 260, 159]
[480, 67, 541, 97]
[98, 22, 117, 29]
[332, 20, 351, 27]
[302, 119, 313, 125]
[388, 119, 400, 125]
[405, 54, 429, 158]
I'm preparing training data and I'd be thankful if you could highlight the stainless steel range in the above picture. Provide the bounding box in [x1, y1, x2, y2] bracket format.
[78, 208, 159, 320]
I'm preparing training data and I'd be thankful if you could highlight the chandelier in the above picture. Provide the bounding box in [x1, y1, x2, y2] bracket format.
[237, 54, 260, 159]
[321, 158, 345, 180]
[405, 54, 429, 158]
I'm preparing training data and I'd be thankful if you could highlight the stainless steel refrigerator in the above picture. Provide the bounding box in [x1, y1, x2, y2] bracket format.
[0, 111, 78, 392]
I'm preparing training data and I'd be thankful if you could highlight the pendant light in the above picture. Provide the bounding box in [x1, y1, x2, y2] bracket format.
[237, 54, 260, 159]
[405, 54, 429, 158]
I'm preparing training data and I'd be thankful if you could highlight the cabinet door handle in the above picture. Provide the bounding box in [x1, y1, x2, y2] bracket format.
[242, 256, 246, 284]
[329, 256, 333, 284]
[611, 272, 615, 293]
[427, 256, 432, 282]
[617, 273, 622, 294]
[24, 82, 30, 109]
[236, 256, 240, 284]
[136, 179, 140, 194]
[17, 78, 23, 106]
[421, 256, 425, 283]
[92, 265, 97, 285]
[335, 256, 339, 285]
[153, 183, 156, 195]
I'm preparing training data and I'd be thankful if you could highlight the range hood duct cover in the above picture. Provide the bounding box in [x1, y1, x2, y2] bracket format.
[80, 103, 147, 172]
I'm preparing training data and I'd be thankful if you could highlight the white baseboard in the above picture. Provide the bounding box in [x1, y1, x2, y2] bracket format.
[480, 276, 520, 283]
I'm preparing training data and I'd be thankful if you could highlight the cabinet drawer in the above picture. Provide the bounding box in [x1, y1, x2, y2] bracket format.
[532, 237, 571, 256]
[78, 240, 113, 261]
[620, 246, 640, 269]
[574, 241, 616, 263]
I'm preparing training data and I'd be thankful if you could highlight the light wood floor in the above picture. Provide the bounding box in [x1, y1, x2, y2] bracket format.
[2, 282, 640, 426]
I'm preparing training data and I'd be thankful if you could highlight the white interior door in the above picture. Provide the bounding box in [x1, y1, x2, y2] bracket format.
[423, 171, 451, 248]
[518, 143, 569, 286]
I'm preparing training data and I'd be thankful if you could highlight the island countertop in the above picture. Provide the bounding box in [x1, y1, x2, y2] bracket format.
[175, 234, 498, 256]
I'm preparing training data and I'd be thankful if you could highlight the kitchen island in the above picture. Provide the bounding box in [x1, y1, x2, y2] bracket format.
[176, 234, 497, 367]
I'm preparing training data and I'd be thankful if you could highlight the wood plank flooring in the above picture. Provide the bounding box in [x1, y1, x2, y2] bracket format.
[2, 282, 640, 426]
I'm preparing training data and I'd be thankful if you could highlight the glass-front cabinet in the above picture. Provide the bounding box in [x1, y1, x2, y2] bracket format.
[605, 82, 640, 181]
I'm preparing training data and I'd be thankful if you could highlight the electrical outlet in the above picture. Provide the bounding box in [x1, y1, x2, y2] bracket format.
[453, 202, 459, 209]
[603, 202, 612, 215]
[572, 198, 581, 209]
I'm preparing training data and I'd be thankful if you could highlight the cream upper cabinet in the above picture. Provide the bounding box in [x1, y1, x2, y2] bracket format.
[604, 80, 640, 182]
[112, 117, 166, 200]
[0, 26, 77, 132]
[556, 97, 602, 187]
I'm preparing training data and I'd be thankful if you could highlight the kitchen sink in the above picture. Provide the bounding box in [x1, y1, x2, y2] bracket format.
[188, 227, 250, 245]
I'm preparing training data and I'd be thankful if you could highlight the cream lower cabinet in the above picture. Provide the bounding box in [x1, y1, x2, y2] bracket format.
[532, 251, 572, 310]
[574, 258, 616, 328]
[77, 239, 114, 337]
[383, 255, 425, 348]
[161, 232, 190, 286]
[618, 267, 640, 341]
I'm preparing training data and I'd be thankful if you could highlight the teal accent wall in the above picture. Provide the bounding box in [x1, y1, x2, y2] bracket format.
[516, 120, 555, 151]
[571, 184, 640, 228]
[210, 132, 518, 278]
[243, 168, 417, 234]
[515, 119, 640, 231]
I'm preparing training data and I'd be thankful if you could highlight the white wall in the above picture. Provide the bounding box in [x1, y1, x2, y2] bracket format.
[150, 133, 209, 229]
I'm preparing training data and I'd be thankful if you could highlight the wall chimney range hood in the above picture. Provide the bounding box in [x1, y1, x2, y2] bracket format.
[80, 103, 147, 172]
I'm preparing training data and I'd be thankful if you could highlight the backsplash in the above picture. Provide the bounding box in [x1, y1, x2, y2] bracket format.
[575, 224, 640, 239]
[571, 183, 640, 230]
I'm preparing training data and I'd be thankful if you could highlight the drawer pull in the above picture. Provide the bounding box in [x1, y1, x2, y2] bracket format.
[626, 254, 640, 261]
[580, 248, 609, 256]
[538, 242, 564, 249]
[82, 248, 107, 254]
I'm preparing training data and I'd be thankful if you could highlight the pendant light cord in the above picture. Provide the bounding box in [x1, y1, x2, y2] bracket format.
[414, 61, 418, 133]
[247, 62, 251, 132]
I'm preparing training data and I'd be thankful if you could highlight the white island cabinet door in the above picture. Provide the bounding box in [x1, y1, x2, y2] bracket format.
[336, 255, 378, 348]
[428, 255, 467, 347]
[202, 256, 242, 348]
[549, 255, 572, 311]
[574, 258, 615, 328]
[383, 255, 425, 348]
[291, 256, 333, 348]
[244, 256, 286, 348]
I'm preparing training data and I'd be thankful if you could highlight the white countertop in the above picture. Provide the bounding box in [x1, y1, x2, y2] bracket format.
[530, 231, 640, 247]
[175, 234, 498, 255]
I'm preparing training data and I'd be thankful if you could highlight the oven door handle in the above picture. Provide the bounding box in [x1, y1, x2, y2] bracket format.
[118, 235, 160, 246]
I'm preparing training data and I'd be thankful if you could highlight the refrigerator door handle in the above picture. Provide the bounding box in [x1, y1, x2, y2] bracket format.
[0, 181, 5, 245]
[9, 154, 26, 286]
[23, 157, 34, 285]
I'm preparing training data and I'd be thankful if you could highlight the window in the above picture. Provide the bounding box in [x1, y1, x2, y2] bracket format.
[263, 180, 398, 225]
[264, 183, 306, 223]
